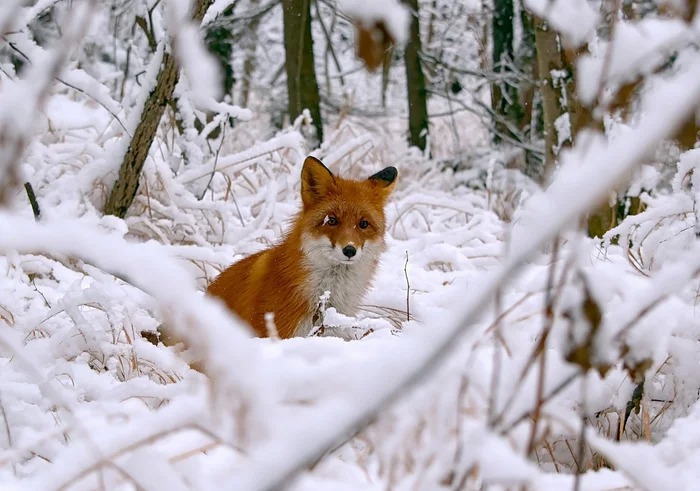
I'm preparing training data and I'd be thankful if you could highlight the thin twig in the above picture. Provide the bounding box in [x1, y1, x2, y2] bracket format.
[54, 423, 243, 491]
[404, 251, 411, 321]
[57, 77, 132, 137]
[3, 42, 132, 137]
[613, 293, 673, 343]
[500, 373, 580, 434]
[0, 391, 15, 476]
[492, 240, 570, 427]
[573, 377, 588, 491]
[199, 122, 227, 200]
[31, 278, 51, 308]
[314, 0, 345, 87]
[526, 237, 560, 454]
[488, 287, 503, 427]
[23, 182, 41, 221]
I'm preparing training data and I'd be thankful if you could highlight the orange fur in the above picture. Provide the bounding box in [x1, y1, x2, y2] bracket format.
[206, 156, 398, 339]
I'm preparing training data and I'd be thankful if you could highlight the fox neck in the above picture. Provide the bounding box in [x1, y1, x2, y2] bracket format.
[293, 231, 384, 337]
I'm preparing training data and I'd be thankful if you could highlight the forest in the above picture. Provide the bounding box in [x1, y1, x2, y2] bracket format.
[0, 0, 699, 489]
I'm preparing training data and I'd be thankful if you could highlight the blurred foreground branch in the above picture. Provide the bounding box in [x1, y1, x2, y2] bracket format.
[245, 57, 700, 491]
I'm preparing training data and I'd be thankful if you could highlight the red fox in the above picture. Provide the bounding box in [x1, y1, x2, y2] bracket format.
[206, 156, 398, 339]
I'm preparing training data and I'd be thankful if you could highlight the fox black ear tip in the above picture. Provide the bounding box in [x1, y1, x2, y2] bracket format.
[371, 166, 398, 184]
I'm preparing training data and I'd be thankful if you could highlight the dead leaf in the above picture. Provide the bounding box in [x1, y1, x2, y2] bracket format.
[623, 356, 653, 384]
[672, 113, 700, 150]
[564, 274, 610, 377]
[354, 21, 395, 73]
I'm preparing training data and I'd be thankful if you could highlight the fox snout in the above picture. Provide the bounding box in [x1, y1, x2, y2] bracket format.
[342, 245, 356, 258]
[334, 241, 362, 263]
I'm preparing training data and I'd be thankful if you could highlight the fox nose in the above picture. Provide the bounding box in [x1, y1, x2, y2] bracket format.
[342, 245, 357, 258]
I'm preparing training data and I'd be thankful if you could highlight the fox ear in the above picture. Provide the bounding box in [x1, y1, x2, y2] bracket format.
[301, 156, 335, 208]
[368, 166, 398, 196]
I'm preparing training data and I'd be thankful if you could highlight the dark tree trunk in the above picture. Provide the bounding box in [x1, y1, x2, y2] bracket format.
[403, 0, 429, 152]
[240, 0, 262, 108]
[205, 7, 236, 99]
[283, 0, 323, 144]
[516, 10, 538, 129]
[105, 0, 213, 218]
[516, 10, 543, 178]
[491, 0, 516, 144]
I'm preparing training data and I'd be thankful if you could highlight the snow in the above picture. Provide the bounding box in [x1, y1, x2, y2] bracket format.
[59, 69, 123, 117]
[554, 112, 571, 151]
[525, 0, 598, 46]
[202, 0, 236, 26]
[577, 18, 692, 106]
[4, 1, 700, 490]
[166, 0, 223, 102]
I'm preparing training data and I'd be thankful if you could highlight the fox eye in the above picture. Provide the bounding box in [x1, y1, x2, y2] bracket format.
[358, 220, 369, 229]
[326, 216, 338, 226]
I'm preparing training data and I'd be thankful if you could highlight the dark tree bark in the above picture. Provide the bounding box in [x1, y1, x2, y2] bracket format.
[104, 0, 213, 218]
[403, 0, 429, 152]
[205, 10, 236, 99]
[491, 2, 543, 178]
[517, 11, 544, 178]
[516, 11, 539, 130]
[381, 48, 393, 109]
[283, 0, 323, 144]
[491, 0, 516, 144]
[240, 0, 262, 108]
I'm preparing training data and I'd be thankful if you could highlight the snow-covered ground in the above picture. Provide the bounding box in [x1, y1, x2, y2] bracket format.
[1, 89, 699, 490]
[4, 1, 700, 490]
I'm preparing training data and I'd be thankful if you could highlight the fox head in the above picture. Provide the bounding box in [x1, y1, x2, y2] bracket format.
[298, 156, 398, 266]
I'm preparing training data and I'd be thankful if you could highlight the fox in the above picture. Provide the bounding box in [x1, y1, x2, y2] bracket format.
[206, 156, 398, 339]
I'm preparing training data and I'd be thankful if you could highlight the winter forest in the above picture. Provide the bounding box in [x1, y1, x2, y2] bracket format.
[3, 0, 700, 489]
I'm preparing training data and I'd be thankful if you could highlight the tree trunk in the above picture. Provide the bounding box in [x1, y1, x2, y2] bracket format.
[534, 18, 612, 237]
[534, 18, 567, 184]
[205, 8, 236, 99]
[283, 0, 323, 144]
[491, 0, 515, 144]
[381, 48, 392, 109]
[403, 0, 430, 152]
[105, 0, 213, 218]
[518, 11, 543, 178]
[240, 0, 261, 108]
[517, 11, 538, 127]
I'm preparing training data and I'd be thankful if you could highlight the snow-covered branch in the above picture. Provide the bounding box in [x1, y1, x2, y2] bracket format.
[240, 52, 700, 490]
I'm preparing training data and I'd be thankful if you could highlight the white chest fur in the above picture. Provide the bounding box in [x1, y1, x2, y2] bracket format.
[296, 235, 384, 337]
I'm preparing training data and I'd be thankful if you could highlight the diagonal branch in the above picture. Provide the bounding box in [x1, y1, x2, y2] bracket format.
[237, 56, 700, 491]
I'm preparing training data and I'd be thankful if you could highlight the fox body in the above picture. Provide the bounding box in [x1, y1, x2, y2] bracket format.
[206, 156, 398, 339]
